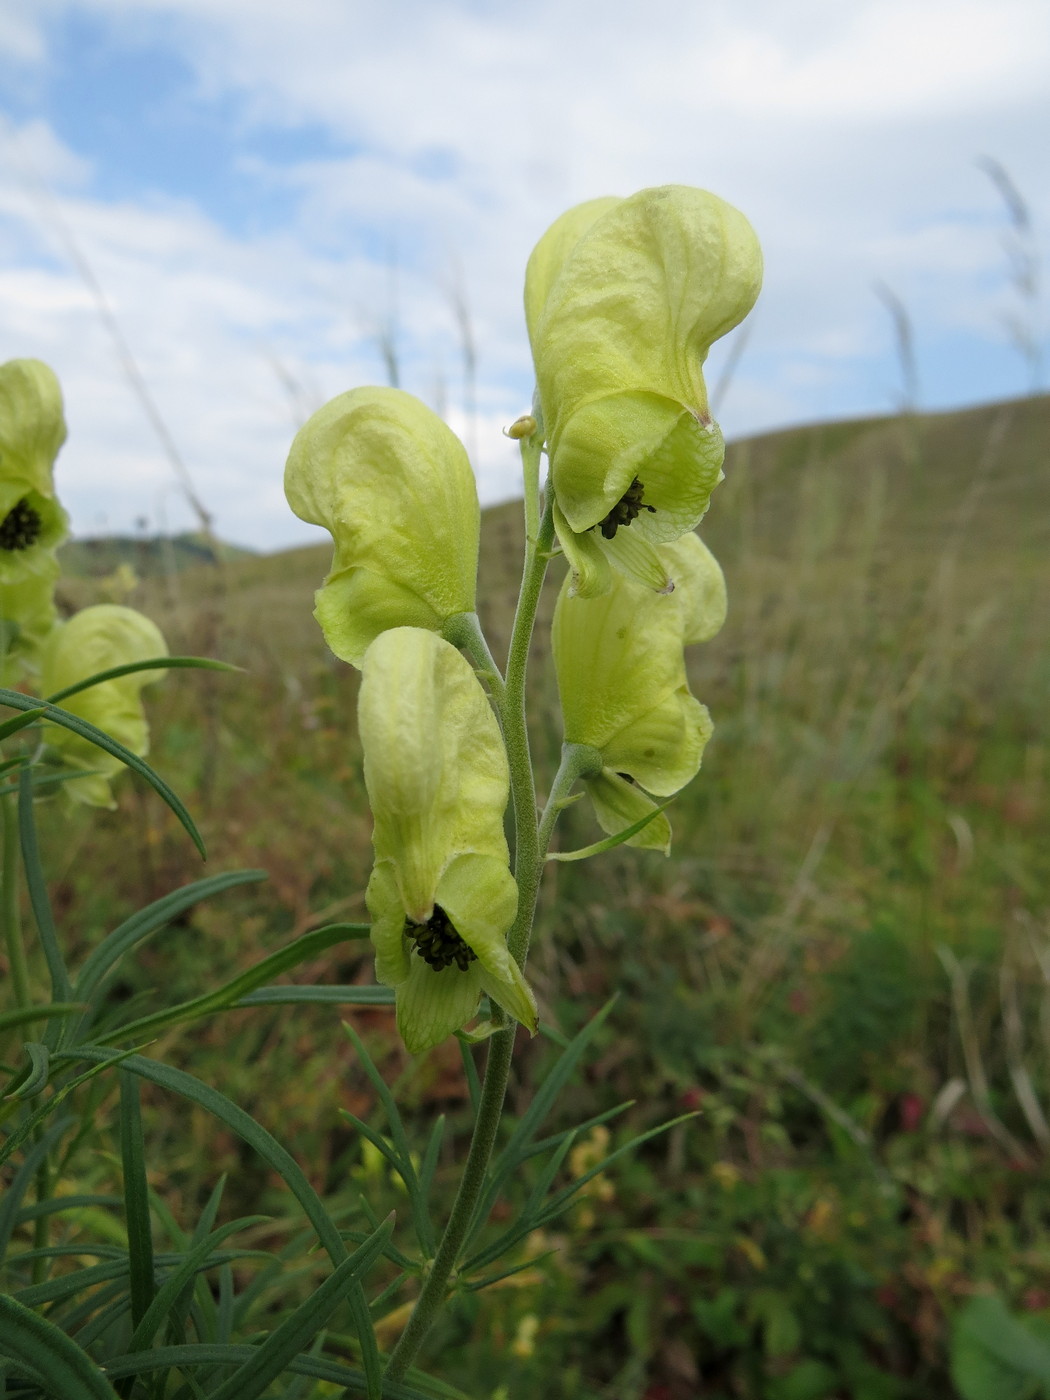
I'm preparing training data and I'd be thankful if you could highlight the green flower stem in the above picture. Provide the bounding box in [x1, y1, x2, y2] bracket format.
[538, 743, 604, 855]
[441, 612, 506, 708]
[1, 792, 30, 1013]
[385, 473, 556, 1382]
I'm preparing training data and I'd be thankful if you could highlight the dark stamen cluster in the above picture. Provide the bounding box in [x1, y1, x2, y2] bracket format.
[0, 498, 43, 552]
[404, 904, 477, 972]
[597, 477, 656, 540]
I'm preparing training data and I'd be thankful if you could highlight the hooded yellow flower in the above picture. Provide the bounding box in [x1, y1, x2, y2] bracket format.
[552, 533, 726, 852]
[40, 605, 168, 809]
[525, 186, 761, 598]
[360, 627, 536, 1054]
[284, 387, 480, 667]
[0, 359, 69, 584]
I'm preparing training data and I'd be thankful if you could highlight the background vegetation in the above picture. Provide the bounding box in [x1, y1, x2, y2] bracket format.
[16, 390, 1050, 1398]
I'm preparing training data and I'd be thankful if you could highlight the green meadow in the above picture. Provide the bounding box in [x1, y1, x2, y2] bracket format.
[26, 390, 1050, 1397]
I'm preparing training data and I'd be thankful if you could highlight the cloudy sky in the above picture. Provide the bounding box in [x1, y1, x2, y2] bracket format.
[0, 0, 1047, 550]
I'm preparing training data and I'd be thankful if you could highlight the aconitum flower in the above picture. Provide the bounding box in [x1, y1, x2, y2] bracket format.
[552, 533, 726, 852]
[360, 627, 536, 1054]
[525, 186, 762, 598]
[40, 605, 168, 809]
[0, 359, 69, 584]
[284, 387, 480, 668]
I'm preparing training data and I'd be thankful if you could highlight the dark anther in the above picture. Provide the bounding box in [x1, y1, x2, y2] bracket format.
[0, 498, 42, 552]
[597, 477, 657, 540]
[404, 904, 478, 973]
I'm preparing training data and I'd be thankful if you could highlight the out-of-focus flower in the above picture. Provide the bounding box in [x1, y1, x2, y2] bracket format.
[525, 186, 761, 597]
[0, 359, 69, 584]
[360, 626, 536, 1053]
[0, 556, 60, 685]
[552, 533, 726, 851]
[284, 386, 480, 667]
[40, 604, 168, 808]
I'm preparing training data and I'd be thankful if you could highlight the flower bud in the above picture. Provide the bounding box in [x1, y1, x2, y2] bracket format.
[360, 626, 536, 1053]
[284, 387, 480, 667]
[525, 186, 761, 597]
[40, 604, 168, 808]
[552, 533, 726, 851]
[0, 359, 70, 583]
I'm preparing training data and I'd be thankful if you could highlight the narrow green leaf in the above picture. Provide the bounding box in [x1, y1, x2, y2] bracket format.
[464, 1251, 559, 1293]
[119, 1071, 155, 1334]
[0, 1046, 141, 1170]
[8, 1040, 50, 1099]
[418, 1115, 446, 1200]
[0, 1003, 83, 1035]
[126, 1219, 269, 1355]
[206, 1219, 393, 1400]
[19, 767, 73, 1014]
[0, 1117, 71, 1266]
[236, 984, 393, 1007]
[468, 998, 618, 1246]
[532, 1112, 697, 1233]
[0, 1294, 120, 1398]
[0, 707, 47, 742]
[45, 656, 240, 706]
[15, 1193, 122, 1226]
[0, 687, 205, 858]
[101, 1343, 439, 1398]
[546, 798, 675, 861]
[467, 1114, 697, 1274]
[97, 922, 370, 1045]
[14, 1258, 135, 1308]
[458, 1039, 481, 1115]
[74, 869, 267, 1003]
[343, 1022, 430, 1252]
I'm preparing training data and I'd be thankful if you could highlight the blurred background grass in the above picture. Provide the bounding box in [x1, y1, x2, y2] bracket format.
[34, 390, 1050, 1398]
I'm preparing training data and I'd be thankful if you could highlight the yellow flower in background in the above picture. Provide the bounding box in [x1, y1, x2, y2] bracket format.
[360, 627, 536, 1054]
[552, 533, 726, 852]
[0, 358, 69, 584]
[525, 186, 762, 597]
[0, 556, 60, 686]
[284, 386, 480, 667]
[40, 605, 168, 808]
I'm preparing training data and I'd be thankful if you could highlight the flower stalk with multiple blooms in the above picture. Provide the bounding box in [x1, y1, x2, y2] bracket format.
[284, 182, 762, 1377]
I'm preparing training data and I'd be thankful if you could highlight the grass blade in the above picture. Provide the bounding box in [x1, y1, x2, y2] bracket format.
[0, 1117, 71, 1267]
[205, 1218, 393, 1400]
[96, 923, 369, 1045]
[118, 1071, 155, 1333]
[59, 1047, 385, 1398]
[468, 998, 617, 1245]
[18, 767, 73, 1014]
[0, 686, 206, 858]
[126, 1220, 270, 1354]
[74, 869, 267, 1004]
[0, 1294, 120, 1398]
[0, 708, 47, 742]
[236, 985, 394, 1007]
[101, 1344, 441, 1398]
[0, 1004, 83, 1036]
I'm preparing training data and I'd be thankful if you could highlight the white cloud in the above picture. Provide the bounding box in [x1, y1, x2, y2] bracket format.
[0, 0, 1046, 546]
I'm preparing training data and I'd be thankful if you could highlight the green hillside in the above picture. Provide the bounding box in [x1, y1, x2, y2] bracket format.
[36, 392, 1050, 1397]
[58, 529, 255, 578]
